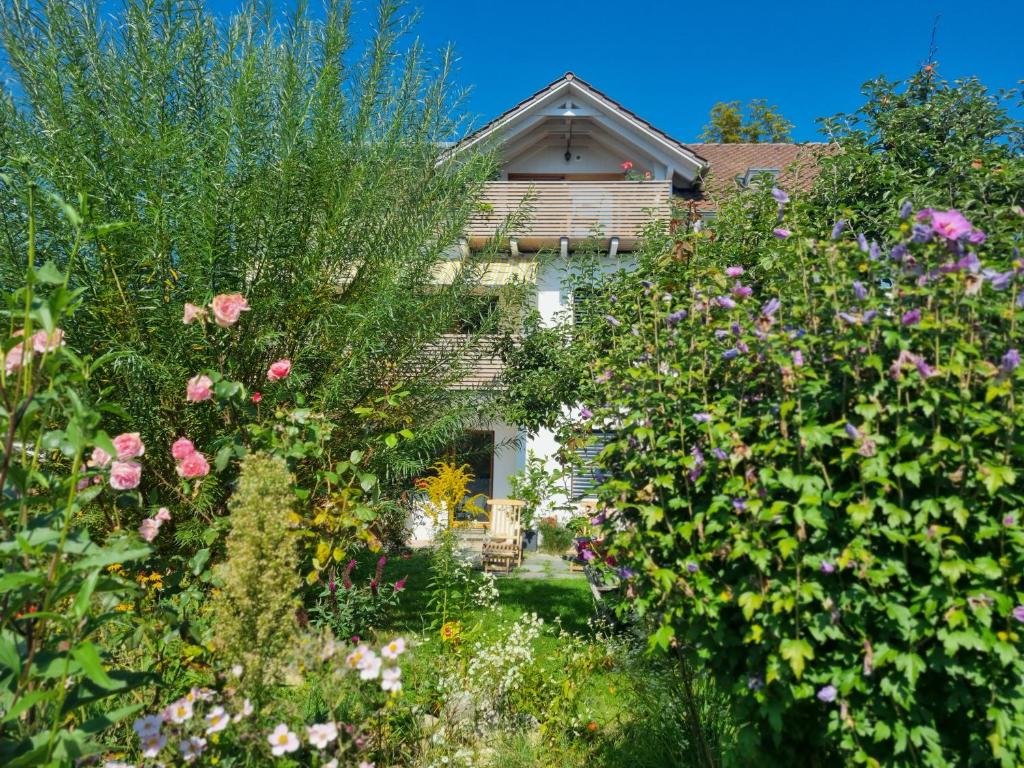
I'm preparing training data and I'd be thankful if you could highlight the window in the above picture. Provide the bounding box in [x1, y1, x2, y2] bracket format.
[571, 431, 613, 499]
[735, 168, 780, 189]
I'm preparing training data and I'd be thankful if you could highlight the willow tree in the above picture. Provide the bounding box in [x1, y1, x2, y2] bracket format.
[0, 0, 522, 522]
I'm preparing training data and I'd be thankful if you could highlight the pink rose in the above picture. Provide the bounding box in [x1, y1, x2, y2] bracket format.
[266, 359, 291, 382]
[31, 328, 64, 354]
[177, 451, 210, 479]
[109, 460, 142, 490]
[139, 518, 161, 542]
[183, 303, 207, 325]
[4, 342, 28, 375]
[209, 293, 250, 328]
[112, 432, 145, 459]
[90, 446, 113, 468]
[186, 374, 213, 403]
[155, 507, 172, 522]
[620, 160, 633, 171]
[171, 437, 195, 461]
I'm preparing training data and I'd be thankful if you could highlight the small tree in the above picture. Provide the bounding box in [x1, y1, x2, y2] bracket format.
[701, 99, 793, 143]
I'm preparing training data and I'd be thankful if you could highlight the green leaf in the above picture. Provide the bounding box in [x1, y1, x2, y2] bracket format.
[70, 642, 116, 689]
[73, 570, 100, 620]
[34, 261, 65, 285]
[779, 637, 814, 679]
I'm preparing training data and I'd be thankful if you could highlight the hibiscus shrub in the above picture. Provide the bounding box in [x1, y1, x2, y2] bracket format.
[589, 198, 1024, 766]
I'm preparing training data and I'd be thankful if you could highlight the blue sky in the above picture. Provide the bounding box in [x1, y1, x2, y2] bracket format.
[13, 0, 1024, 143]
[388, 0, 1022, 142]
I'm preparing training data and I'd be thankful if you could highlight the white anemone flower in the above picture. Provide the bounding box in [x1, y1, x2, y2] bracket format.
[205, 705, 229, 734]
[306, 721, 338, 749]
[381, 637, 406, 660]
[179, 735, 207, 763]
[267, 723, 300, 756]
[381, 666, 402, 692]
[232, 697, 254, 722]
[358, 652, 382, 681]
[132, 713, 163, 738]
[165, 698, 193, 724]
[140, 731, 167, 758]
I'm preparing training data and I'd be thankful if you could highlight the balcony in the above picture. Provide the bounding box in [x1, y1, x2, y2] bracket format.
[466, 180, 672, 251]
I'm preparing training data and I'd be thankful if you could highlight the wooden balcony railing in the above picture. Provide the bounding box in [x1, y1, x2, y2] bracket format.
[467, 180, 672, 251]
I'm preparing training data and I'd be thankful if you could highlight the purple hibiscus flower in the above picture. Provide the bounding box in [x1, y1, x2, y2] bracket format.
[817, 685, 838, 703]
[716, 295, 737, 309]
[1013, 605, 1024, 623]
[1001, 348, 1021, 376]
[686, 562, 699, 573]
[792, 349, 804, 367]
[902, 308, 921, 326]
[711, 447, 729, 460]
[820, 560, 836, 574]
[723, 348, 741, 360]
[580, 407, 594, 420]
[771, 187, 789, 204]
[667, 309, 688, 326]
[694, 412, 712, 423]
[931, 209, 974, 241]
[911, 224, 932, 243]
[844, 423, 860, 439]
[891, 243, 909, 262]
[773, 228, 791, 239]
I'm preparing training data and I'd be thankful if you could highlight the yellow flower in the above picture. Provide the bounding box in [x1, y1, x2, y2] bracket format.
[440, 621, 462, 644]
[115, 603, 132, 612]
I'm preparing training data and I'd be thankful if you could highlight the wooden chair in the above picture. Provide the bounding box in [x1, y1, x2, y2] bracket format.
[481, 499, 525, 573]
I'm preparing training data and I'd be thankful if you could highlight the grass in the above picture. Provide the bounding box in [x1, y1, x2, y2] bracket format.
[347, 547, 731, 767]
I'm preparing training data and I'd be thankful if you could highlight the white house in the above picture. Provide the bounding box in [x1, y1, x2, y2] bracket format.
[436, 72, 825, 523]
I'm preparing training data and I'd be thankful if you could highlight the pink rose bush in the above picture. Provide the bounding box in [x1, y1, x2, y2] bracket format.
[178, 451, 211, 479]
[183, 303, 207, 325]
[266, 359, 291, 382]
[112, 432, 145, 459]
[4, 327, 65, 376]
[172, 437, 195, 460]
[187, 374, 214, 403]
[109, 460, 142, 490]
[180, 293, 250, 328]
[210, 293, 250, 328]
[139, 507, 172, 542]
[171, 436, 211, 479]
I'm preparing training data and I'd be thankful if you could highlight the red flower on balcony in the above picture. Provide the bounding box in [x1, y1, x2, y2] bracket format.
[620, 160, 633, 171]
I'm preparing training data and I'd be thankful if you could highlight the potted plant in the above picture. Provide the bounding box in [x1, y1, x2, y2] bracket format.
[509, 451, 569, 552]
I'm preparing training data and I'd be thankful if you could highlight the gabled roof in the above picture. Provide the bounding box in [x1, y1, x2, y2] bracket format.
[448, 72, 707, 180]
